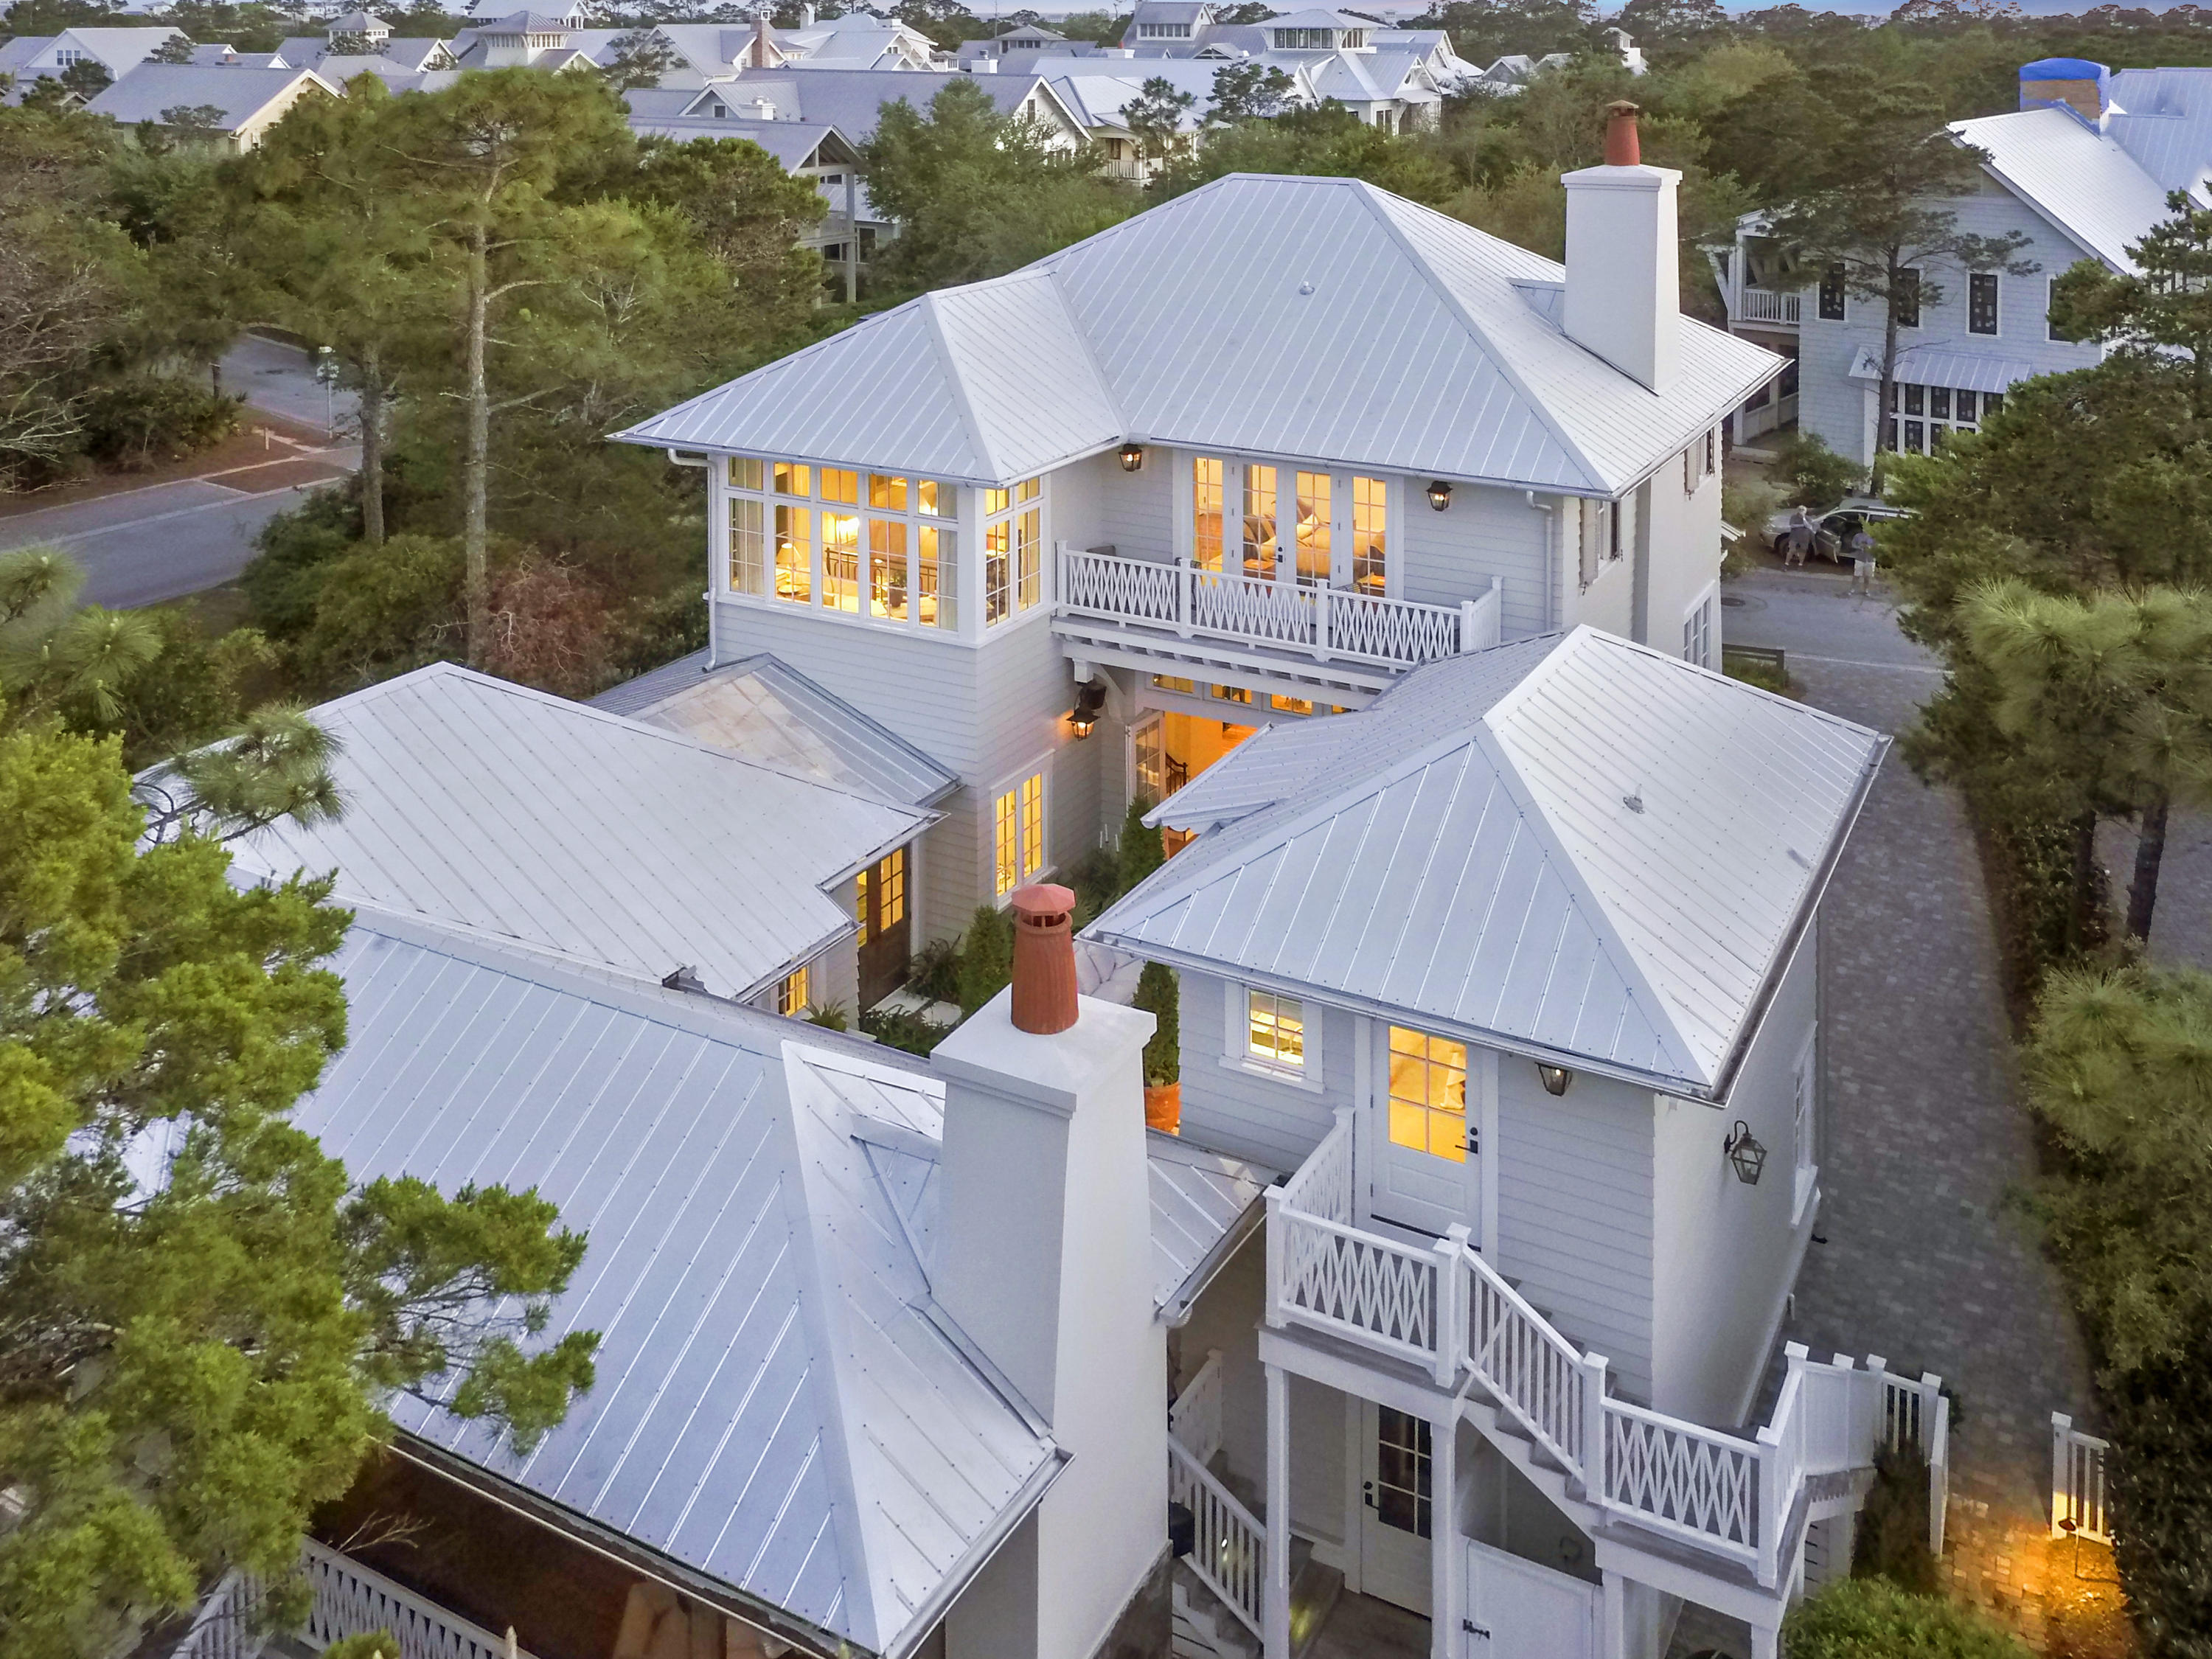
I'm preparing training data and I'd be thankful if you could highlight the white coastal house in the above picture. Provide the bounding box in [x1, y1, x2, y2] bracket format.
[614, 116, 1779, 975]
[80, 61, 335, 147]
[1715, 56, 2212, 457]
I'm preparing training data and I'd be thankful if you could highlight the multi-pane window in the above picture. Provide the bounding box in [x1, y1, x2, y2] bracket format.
[1351, 476, 1386, 595]
[1194, 456, 1225, 573]
[856, 853, 906, 945]
[1293, 472, 1330, 585]
[1374, 1408, 1433, 1539]
[1818, 263, 1846, 321]
[726, 457, 953, 629]
[1388, 1027, 1467, 1163]
[1884, 379, 2004, 454]
[1245, 990, 1305, 1072]
[992, 768, 1046, 897]
[1792, 1037, 1817, 1220]
[984, 477, 1042, 625]
[777, 964, 811, 1017]
[1896, 268, 1921, 329]
[1683, 590, 1714, 669]
[1242, 465, 1277, 579]
[1968, 273, 1999, 335]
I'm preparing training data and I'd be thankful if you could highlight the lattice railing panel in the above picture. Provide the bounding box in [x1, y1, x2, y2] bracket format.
[1604, 1404, 1759, 1554]
[1326, 588, 1462, 665]
[1278, 1210, 1438, 1359]
[1189, 570, 1319, 650]
[1060, 548, 1178, 625]
[302, 1540, 526, 1659]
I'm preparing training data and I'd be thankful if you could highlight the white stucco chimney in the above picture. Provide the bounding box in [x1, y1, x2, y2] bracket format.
[1560, 102, 1680, 393]
[931, 886, 1166, 1659]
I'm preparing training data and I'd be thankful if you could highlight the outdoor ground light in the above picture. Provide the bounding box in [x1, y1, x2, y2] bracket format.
[1537, 1062, 1573, 1096]
[1119, 442, 1146, 472]
[1725, 1120, 1768, 1185]
[1426, 479, 1453, 512]
[1068, 681, 1107, 737]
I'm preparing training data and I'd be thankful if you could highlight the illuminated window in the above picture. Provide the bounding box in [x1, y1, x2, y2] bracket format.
[728, 456, 764, 491]
[870, 518, 908, 620]
[773, 462, 811, 498]
[1352, 476, 1385, 595]
[917, 479, 947, 516]
[728, 496, 766, 594]
[1387, 1027, 1467, 1163]
[821, 511, 860, 611]
[993, 767, 1047, 896]
[855, 866, 870, 946]
[1194, 456, 1225, 573]
[1246, 990, 1305, 1072]
[1272, 694, 1312, 714]
[1017, 507, 1041, 610]
[878, 849, 905, 925]
[919, 526, 956, 629]
[984, 478, 1043, 625]
[1153, 675, 1195, 693]
[820, 467, 859, 505]
[778, 964, 811, 1016]
[985, 518, 1012, 625]
[869, 473, 908, 512]
[1212, 684, 1251, 704]
[773, 505, 812, 602]
[1294, 472, 1330, 586]
[1242, 465, 1277, 580]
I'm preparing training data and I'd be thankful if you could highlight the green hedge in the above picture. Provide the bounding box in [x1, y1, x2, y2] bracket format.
[1782, 1580, 2031, 1659]
[80, 378, 242, 469]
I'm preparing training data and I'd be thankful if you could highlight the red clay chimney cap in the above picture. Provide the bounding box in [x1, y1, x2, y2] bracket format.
[1009, 883, 1079, 1034]
[1010, 883, 1077, 923]
[1604, 100, 1641, 167]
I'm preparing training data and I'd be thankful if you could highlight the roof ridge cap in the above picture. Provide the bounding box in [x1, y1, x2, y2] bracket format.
[916, 288, 1001, 481]
[1349, 182, 1612, 495]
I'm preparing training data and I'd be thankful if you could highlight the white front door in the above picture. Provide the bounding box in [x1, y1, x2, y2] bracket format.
[1463, 1540, 1599, 1659]
[1359, 1402, 1435, 1615]
[1366, 1025, 1486, 1240]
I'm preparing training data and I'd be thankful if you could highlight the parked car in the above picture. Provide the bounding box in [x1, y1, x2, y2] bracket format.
[1762, 496, 1910, 561]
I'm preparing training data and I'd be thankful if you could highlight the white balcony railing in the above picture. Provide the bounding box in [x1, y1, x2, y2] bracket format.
[302, 1539, 529, 1659]
[1265, 1117, 1949, 1585]
[1738, 288, 1801, 325]
[1171, 1346, 1227, 1470]
[1169, 1439, 1266, 1641]
[1057, 545, 1502, 672]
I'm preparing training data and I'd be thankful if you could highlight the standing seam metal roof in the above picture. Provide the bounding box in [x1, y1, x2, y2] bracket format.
[1089, 628, 1885, 1097]
[616, 173, 1782, 496]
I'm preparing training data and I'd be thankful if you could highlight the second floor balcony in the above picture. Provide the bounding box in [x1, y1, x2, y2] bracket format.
[1054, 541, 1504, 698]
[1737, 288, 1802, 327]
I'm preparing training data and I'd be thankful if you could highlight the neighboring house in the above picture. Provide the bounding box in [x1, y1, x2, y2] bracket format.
[1, 24, 173, 102]
[709, 66, 1088, 151]
[275, 12, 459, 77]
[223, 660, 940, 1021]
[81, 61, 334, 147]
[1082, 623, 1896, 1659]
[447, 9, 603, 72]
[613, 119, 1781, 963]
[1717, 56, 2212, 462]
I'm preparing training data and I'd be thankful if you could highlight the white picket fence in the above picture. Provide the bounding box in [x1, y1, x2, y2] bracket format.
[1265, 1117, 1950, 1587]
[2051, 1413, 2111, 1544]
[1057, 545, 1501, 670]
[1169, 1439, 1266, 1641]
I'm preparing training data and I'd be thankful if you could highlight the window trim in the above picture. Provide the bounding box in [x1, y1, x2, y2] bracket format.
[1791, 1032, 1818, 1224]
[1223, 981, 1326, 1093]
[989, 757, 1051, 900]
[717, 454, 961, 638]
[1178, 450, 1397, 600]
[1816, 263, 1847, 322]
[1967, 271, 2000, 338]
[1682, 580, 1717, 670]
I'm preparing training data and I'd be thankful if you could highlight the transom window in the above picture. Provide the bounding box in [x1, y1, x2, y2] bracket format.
[1387, 1026, 1467, 1163]
[1885, 383, 2001, 455]
[984, 476, 1043, 625]
[726, 456, 955, 630]
[993, 767, 1046, 896]
[1246, 990, 1305, 1072]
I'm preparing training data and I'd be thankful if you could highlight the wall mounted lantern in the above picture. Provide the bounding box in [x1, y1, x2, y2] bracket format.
[1426, 479, 1453, 512]
[1725, 1120, 1768, 1185]
[1068, 681, 1107, 737]
[1537, 1063, 1573, 1097]
[1119, 442, 1146, 473]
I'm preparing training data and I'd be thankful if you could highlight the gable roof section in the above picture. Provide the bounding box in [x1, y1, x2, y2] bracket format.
[617, 173, 1781, 496]
[1951, 105, 2174, 273]
[84, 63, 330, 128]
[223, 661, 931, 1001]
[299, 912, 1061, 1659]
[1090, 629, 1885, 1097]
[593, 650, 959, 808]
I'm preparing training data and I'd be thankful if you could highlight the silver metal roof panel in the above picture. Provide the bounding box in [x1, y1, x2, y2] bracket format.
[1952, 105, 2177, 272]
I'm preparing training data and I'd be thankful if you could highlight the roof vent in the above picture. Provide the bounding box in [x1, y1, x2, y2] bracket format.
[1009, 883, 1079, 1034]
[1622, 790, 1645, 815]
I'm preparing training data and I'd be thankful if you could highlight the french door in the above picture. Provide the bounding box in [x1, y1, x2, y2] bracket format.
[856, 847, 910, 1010]
[1360, 1402, 1434, 1615]
[1366, 1024, 1486, 1241]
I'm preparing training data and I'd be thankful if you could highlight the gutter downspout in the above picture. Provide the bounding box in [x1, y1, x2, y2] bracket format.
[666, 446, 719, 667]
[1525, 490, 1558, 631]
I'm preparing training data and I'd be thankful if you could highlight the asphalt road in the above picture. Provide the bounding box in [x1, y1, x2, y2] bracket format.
[1720, 564, 1944, 689]
[0, 336, 361, 609]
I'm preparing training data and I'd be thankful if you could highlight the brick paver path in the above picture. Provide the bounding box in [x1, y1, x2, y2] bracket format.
[1729, 574, 2101, 1649]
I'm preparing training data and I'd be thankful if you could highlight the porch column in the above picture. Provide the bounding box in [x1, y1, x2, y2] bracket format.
[1600, 1571, 1627, 1659]
[1265, 1362, 1291, 1659]
[1428, 1412, 1459, 1659]
[1749, 1616, 1782, 1659]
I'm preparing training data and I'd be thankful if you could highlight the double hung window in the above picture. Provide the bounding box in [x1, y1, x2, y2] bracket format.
[992, 767, 1047, 896]
[777, 964, 811, 1017]
[1969, 273, 2000, 335]
[1817, 263, 1846, 321]
[984, 477, 1043, 625]
[726, 457, 955, 630]
[1245, 990, 1306, 1074]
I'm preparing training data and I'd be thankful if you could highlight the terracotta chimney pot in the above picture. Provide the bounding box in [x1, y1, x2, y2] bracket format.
[1009, 883, 1079, 1034]
[1604, 100, 1641, 167]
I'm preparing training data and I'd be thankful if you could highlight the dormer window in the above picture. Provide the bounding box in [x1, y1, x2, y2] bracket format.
[1272, 27, 1334, 47]
[1138, 21, 1192, 36]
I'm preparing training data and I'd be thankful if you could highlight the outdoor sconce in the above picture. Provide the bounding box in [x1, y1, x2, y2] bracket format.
[1068, 681, 1107, 737]
[1119, 442, 1146, 473]
[1426, 479, 1453, 512]
[1537, 1063, 1573, 1096]
[1725, 1120, 1768, 1186]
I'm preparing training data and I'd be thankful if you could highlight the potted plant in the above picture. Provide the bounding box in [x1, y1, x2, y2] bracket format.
[1133, 960, 1180, 1133]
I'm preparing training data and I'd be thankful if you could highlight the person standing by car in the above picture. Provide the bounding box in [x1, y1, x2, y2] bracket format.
[1847, 524, 1877, 596]
[1784, 505, 1815, 568]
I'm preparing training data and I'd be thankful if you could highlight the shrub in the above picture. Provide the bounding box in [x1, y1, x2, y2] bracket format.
[1065, 841, 1121, 929]
[803, 1001, 848, 1032]
[909, 936, 961, 1006]
[1131, 961, 1179, 1087]
[1771, 431, 1864, 508]
[292, 533, 464, 693]
[2104, 1339, 2212, 1658]
[243, 485, 362, 641]
[1848, 1444, 1937, 1596]
[860, 1005, 950, 1056]
[1118, 796, 1164, 895]
[1782, 1579, 2031, 1659]
[79, 378, 242, 469]
[957, 904, 1013, 1015]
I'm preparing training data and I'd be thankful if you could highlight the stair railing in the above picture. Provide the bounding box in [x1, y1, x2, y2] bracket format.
[1169, 1439, 1266, 1641]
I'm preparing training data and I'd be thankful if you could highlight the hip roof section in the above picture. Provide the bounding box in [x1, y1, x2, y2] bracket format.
[619, 173, 1782, 495]
[1089, 628, 1886, 1097]
[1951, 105, 2183, 273]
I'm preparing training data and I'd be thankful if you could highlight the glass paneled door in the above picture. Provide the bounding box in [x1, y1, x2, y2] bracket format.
[1360, 1402, 1434, 1615]
[856, 846, 910, 1010]
[1367, 1024, 1486, 1239]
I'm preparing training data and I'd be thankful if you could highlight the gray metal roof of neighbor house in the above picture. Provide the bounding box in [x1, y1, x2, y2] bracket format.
[296, 911, 1063, 1659]
[616, 173, 1782, 496]
[1952, 104, 2181, 273]
[224, 661, 933, 1003]
[2103, 66, 2212, 201]
[1089, 628, 1887, 1099]
[83, 63, 329, 128]
[591, 650, 960, 808]
[706, 66, 1077, 142]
